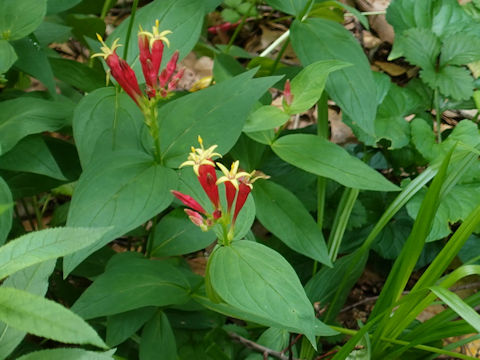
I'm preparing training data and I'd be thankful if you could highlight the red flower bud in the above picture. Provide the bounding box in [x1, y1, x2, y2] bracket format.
[198, 164, 220, 210]
[171, 190, 206, 214]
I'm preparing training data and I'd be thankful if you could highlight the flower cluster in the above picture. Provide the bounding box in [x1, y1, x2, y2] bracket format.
[92, 20, 184, 107]
[172, 136, 269, 244]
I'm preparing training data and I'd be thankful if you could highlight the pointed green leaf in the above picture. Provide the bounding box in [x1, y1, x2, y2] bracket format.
[64, 152, 177, 275]
[291, 18, 377, 135]
[253, 180, 331, 266]
[272, 134, 399, 191]
[0, 135, 66, 180]
[0, 0, 46, 41]
[208, 240, 321, 347]
[106, 307, 156, 347]
[0, 287, 106, 348]
[0, 261, 55, 359]
[0, 227, 109, 280]
[431, 286, 480, 333]
[159, 71, 281, 166]
[287, 60, 351, 114]
[73, 87, 145, 168]
[0, 97, 72, 156]
[243, 105, 290, 133]
[264, 0, 309, 16]
[140, 312, 177, 360]
[72, 254, 190, 319]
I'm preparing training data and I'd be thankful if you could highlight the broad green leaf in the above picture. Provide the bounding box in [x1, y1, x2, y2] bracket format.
[243, 105, 290, 133]
[407, 184, 480, 242]
[17, 349, 115, 360]
[47, 0, 82, 14]
[12, 37, 56, 95]
[431, 286, 480, 333]
[245, 129, 275, 145]
[213, 53, 245, 82]
[386, 0, 431, 34]
[287, 60, 350, 114]
[272, 134, 399, 191]
[395, 28, 441, 70]
[177, 167, 255, 241]
[34, 21, 72, 46]
[0, 97, 72, 156]
[291, 18, 377, 135]
[140, 312, 177, 360]
[72, 253, 190, 319]
[264, 0, 309, 16]
[440, 33, 480, 66]
[72, 87, 145, 168]
[421, 66, 474, 101]
[411, 119, 480, 162]
[0, 227, 109, 280]
[0, 135, 66, 180]
[64, 152, 177, 275]
[106, 307, 156, 347]
[151, 208, 216, 257]
[108, 0, 204, 81]
[0, 0, 46, 41]
[50, 58, 105, 92]
[208, 240, 320, 347]
[159, 71, 280, 166]
[0, 260, 55, 359]
[0, 287, 106, 348]
[0, 40, 16, 74]
[0, 177, 12, 245]
[252, 180, 331, 266]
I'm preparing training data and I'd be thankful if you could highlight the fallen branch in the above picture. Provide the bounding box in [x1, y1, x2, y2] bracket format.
[228, 332, 300, 360]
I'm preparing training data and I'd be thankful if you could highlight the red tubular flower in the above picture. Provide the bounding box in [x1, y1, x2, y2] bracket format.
[171, 190, 206, 214]
[283, 79, 293, 107]
[198, 164, 220, 210]
[224, 182, 237, 213]
[232, 182, 251, 224]
[138, 33, 162, 98]
[159, 50, 180, 88]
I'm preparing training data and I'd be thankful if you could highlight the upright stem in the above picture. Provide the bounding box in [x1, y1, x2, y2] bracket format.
[145, 215, 158, 258]
[269, 38, 290, 75]
[316, 92, 329, 229]
[434, 88, 442, 143]
[312, 93, 329, 277]
[226, 2, 255, 51]
[100, 0, 114, 20]
[123, 0, 140, 59]
[31, 196, 44, 230]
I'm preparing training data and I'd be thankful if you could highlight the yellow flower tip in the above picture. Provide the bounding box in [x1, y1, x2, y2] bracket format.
[91, 36, 122, 59]
[197, 135, 203, 147]
[96, 33, 104, 43]
[155, 19, 159, 28]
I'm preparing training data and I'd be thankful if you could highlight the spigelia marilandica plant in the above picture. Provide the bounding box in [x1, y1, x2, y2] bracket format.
[172, 136, 269, 245]
[92, 20, 184, 162]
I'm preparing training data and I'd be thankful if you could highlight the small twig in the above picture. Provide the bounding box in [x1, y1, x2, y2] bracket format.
[229, 332, 300, 360]
[340, 282, 480, 313]
[281, 333, 303, 356]
[315, 349, 339, 360]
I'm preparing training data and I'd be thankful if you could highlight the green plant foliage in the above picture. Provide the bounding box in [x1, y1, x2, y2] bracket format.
[253, 180, 331, 265]
[64, 152, 177, 274]
[440, 33, 480, 66]
[208, 240, 321, 347]
[151, 208, 216, 257]
[0, 261, 55, 359]
[0, 0, 46, 41]
[106, 307, 156, 347]
[422, 65, 475, 101]
[395, 28, 441, 70]
[0, 177, 12, 245]
[71, 253, 191, 319]
[264, 0, 309, 16]
[291, 18, 377, 135]
[272, 134, 399, 191]
[0, 135, 66, 180]
[0, 39, 17, 74]
[0, 287, 107, 348]
[243, 105, 290, 132]
[0, 227, 109, 280]
[159, 71, 281, 166]
[140, 312, 177, 360]
[0, 97, 72, 156]
[16, 349, 116, 360]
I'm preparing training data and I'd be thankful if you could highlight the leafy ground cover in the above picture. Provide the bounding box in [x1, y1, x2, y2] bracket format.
[0, 0, 480, 359]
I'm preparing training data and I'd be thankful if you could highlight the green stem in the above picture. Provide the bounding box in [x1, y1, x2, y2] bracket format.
[329, 326, 477, 360]
[327, 187, 359, 262]
[226, 2, 255, 51]
[316, 92, 329, 229]
[269, 37, 290, 75]
[299, 337, 315, 360]
[434, 88, 442, 143]
[123, 0, 140, 59]
[31, 196, 44, 230]
[145, 216, 158, 258]
[100, 0, 114, 20]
